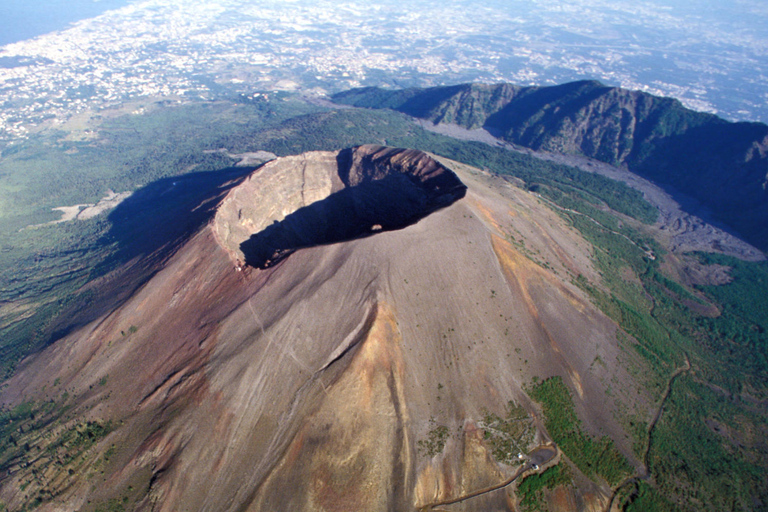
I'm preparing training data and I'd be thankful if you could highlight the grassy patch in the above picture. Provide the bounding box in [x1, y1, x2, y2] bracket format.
[0, 398, 113, 510]
[417, 418, 450, 457]
[646, 377, 766, 511]
[93, 496, 129, 512]
[528, 377, 632, 486]
[622, 481, 677, 512]
[692, 253, 768, 382]
[481, 401, 536, 464]
[564, 186, 768, 508]
[517, 465, 573, 511]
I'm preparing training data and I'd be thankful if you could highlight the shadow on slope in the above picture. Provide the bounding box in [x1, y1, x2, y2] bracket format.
[241, 168, 466, 269]
[49, 166, 255, 342]
[102, 166, 253, 268]
[334, 82, 768, 252]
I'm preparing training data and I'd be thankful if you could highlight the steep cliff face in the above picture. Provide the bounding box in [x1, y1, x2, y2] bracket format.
[0, 147, 644, 512]
[334, 82, 768, 250]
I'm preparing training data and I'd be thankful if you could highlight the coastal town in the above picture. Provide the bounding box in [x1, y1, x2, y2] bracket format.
[0, 0, 765, 143]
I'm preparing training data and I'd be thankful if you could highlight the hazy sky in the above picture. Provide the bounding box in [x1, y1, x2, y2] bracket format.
[0, 0, 132, 46]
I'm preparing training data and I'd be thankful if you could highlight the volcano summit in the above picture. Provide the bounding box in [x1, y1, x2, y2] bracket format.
[0, 145, 673, 511]
[215, 145, 467, 268]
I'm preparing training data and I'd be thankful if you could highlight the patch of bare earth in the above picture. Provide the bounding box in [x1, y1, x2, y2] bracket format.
[28, 189, 132, 229]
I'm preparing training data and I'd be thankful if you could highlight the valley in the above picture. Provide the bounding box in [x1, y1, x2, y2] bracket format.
[415, 118, 764, 263]
[335, 81, 768, 253]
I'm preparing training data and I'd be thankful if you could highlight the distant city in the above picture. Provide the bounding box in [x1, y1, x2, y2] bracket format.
[0, 0, 766, 143]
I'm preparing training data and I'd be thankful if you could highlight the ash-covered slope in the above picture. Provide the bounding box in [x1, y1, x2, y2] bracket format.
[0, 146, 646, 512]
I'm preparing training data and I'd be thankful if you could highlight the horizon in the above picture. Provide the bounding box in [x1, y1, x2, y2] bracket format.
[0, 0, 766, 140]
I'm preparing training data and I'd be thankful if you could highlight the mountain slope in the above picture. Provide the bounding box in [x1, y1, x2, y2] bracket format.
[0, 146, 646, 511]
[333, 82, 768, 251]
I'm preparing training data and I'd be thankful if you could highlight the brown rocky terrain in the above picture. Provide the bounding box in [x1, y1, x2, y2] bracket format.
[0, 145, 651, 511]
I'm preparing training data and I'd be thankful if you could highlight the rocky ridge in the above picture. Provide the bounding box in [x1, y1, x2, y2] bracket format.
[214, 145, 467, 267]
[334, 82, 768, 252]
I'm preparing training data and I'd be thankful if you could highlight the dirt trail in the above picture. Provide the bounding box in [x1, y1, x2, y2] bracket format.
[533, 193, 655, 260]
[604, 355, 691, 512]
[418, 445, 558, 511]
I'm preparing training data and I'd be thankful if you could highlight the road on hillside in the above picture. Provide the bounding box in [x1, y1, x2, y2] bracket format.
[418, 444, 558, 511]
[604, 355, 692, 512]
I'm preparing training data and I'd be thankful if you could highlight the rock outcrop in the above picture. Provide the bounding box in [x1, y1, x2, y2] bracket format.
[214, 145, 467, 267]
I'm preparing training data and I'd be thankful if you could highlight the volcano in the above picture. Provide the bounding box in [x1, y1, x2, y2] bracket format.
[0, 145, 646, 511]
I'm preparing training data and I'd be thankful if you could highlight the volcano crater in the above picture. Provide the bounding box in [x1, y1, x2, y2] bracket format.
[213, 145, 467, 268]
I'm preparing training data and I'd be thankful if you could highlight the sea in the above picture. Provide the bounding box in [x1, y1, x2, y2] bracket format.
[0, 0, 133, 47]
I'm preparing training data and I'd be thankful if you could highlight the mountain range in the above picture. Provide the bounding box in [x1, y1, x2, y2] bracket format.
[334, 81, 768, 252]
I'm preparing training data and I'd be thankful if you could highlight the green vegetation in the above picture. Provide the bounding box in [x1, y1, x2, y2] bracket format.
[693, 253, 768, 377]
[1, 403, 111, 469]
[516, 465, 573, 511]
[570, 217, 684, 379]
[93, 496, 129, 512]
[0, 396, 114, 510]
[528, 377, 632, 486]
[0, 92, 765, 508]
[624, 414, 649, 460]
[0, 400, 56, 471]
[214, 106, 658, 224]
[53, 420, 113, 451]
[695, 254, 768, 331]
[557, 181, 768, 508]
[623, 481, 677, 512]
[645, 377, 765, 511]
[0, 94, 657, 379]
[417, 418, 450, 457]
[335, 83, 768, 251]
[481, 401, 535, 464]
[0, 95, 321, 377]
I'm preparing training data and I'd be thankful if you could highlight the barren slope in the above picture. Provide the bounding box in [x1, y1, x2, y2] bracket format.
[0, 146, 648, 512]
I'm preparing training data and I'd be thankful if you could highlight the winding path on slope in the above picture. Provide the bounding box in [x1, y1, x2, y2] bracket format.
[532, 192, 656, 260]
[416, 354, 690, 512]
[604, 354, 692, 512]
[417, 445, 558, 511]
